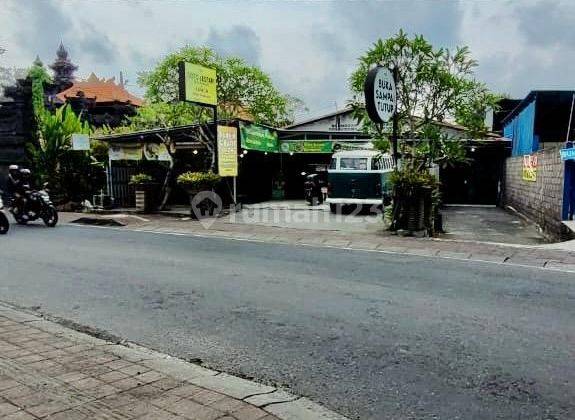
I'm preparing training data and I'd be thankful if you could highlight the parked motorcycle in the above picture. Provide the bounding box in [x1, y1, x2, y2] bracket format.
[11, 183, 58, 227]
[0, 193, 9, 234]
[303, 173, 327, 206]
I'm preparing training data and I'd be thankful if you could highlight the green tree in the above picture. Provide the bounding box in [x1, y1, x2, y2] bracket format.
[110, 45, 303, 209]
[139, 45, 302, 127]
[350, 30, 499, 143]
[28, 56, 51, 119]
[28, 105, 105, 204]
[349, 31, 499, 232]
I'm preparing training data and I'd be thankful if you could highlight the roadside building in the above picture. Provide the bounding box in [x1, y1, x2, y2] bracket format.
[0, 44, 142, 184]
[501, 90, 575, 239]
[286, 108, 508, 205]
[55, 73, 142, 128]
[96, 118, 371, 207]
[97, 107, 506, 209]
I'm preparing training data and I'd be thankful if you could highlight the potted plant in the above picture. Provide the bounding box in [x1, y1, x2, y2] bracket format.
[177, 171, 222, 217]
[389, 168, 438, 235]
[130, 173, 157, 213]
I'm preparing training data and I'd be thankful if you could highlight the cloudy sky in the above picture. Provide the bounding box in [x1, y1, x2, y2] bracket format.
[1, 0, 574, 119]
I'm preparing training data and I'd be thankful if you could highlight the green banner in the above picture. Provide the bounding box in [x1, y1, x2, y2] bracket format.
[240, 123, 279, 153]
[280, 141, 333, 154]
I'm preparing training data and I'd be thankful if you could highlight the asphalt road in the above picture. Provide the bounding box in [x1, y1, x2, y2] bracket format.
[1, 224, 574, 419]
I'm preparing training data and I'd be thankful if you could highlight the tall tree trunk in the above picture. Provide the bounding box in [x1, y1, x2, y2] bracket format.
[156, 134, 176, 211]
[159, 158, 174, 211]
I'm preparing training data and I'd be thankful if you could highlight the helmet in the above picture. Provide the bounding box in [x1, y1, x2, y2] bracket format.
[8, 165, 19, 171]
[20, 168, 31, 175]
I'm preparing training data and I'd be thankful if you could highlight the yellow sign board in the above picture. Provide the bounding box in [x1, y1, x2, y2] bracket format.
[217, 126, 238, 177]
[522, 154, 537, 182]
[180, 62, 217, 106]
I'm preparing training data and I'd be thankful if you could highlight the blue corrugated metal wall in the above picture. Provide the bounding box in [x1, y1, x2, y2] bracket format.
[503, 100, 538, 156]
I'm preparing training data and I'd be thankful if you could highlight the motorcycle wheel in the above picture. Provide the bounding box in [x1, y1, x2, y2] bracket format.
[42, 207, 58, 227]
[0, 213, 9, 234]
[14, 215, 28, 225]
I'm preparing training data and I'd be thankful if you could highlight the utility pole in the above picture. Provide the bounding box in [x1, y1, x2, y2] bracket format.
[391, 66, 399, 165]
[566, 93, 575, 144]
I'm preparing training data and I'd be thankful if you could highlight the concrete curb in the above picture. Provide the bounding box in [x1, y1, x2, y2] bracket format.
[0, 301, 350, 420]
[69, 222, 575, 275]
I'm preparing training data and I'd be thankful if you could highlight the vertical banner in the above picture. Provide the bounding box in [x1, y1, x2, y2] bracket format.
[522, 154, 538, 182]
[217, 126, 238, 177]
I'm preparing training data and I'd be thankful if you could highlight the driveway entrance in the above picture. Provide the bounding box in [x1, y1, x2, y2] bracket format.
[441, 205, 547, 245]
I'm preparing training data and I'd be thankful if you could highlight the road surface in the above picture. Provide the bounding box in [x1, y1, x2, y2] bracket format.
[1, 224, 574, 419]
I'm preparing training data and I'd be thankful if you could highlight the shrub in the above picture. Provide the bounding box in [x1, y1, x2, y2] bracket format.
[130, 173, 154, 185]
[390, 167, 438, 192]
[177, 171, 221, 190]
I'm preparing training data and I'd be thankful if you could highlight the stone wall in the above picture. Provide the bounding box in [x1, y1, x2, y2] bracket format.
[0, 78, 34, 188]
[503, 145, 568, 240]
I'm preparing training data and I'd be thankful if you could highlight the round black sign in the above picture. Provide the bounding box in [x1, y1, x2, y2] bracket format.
[364, 66, 396, 124]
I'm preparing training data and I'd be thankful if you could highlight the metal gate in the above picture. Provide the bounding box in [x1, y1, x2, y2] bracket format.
[111, 166, 138, 208]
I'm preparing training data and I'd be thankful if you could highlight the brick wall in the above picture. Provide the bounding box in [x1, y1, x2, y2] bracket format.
[503, 145, 567, 239]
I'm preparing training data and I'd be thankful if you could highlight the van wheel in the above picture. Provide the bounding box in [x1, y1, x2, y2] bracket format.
[329, 204, 340, 214]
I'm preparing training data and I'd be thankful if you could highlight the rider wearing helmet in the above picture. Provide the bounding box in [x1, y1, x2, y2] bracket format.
[6, 164, 20, 197]
[14, 168, 33, 220]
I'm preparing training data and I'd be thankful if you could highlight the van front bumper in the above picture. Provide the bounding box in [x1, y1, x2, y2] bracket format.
[326, 198, 383, 205]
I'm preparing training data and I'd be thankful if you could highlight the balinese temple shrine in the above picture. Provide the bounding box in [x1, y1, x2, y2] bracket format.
[56, 73, 143, 128]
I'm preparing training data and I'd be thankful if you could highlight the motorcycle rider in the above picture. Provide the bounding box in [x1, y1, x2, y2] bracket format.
[6, 164, 21, 198]
[13, 168, 33, 220]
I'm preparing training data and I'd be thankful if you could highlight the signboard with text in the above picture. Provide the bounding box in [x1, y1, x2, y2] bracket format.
[280, 141, 333, 154]
[71, 133, 90, 151]
[109, 144, 143, 161]
[178, 62, 217, 106]
[364, 66, 396, 124]
[217, 126, 238, 177]
[239, 123, 279, 153]
[560, 147, 575, 161]
[522, 154, 538, 182]
[143, 143, 172, 162]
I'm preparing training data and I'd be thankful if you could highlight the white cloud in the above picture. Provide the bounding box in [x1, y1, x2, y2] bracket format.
[1, 0, 574, 116]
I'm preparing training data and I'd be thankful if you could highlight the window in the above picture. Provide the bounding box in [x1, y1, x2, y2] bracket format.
[371, 158, 383, 170]
[329, 158, 337, 169]
[340, 158, 368, 170]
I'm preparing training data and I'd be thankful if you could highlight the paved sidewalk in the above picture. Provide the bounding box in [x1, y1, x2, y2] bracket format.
[64, 212, 575, 274]
[0, 303, 347, 420]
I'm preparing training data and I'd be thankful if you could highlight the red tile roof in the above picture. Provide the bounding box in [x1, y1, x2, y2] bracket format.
[56, 73, 143, 106]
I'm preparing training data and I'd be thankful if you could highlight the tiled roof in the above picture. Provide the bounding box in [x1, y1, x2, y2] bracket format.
[56, 73, 143, 106]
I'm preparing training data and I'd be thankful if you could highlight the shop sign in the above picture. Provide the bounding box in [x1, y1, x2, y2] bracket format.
[178, 62, 217, 106]
[280, 141, 333, 154]
[364, 66, 396, 124]
[332, 142, 372, 151]
[560, 147, 575, 161]
[109, 144, 143, 161]
[71, 133, 90, 151]
[217, 126, 238, 177]
[143, 143, 172, 161]
[240, 123, 279, 153]
[522, 154, 538, 182]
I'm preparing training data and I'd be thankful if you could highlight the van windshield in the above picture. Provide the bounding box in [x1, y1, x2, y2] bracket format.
[340, 157, 368, 170]
[329, 158, 337, 169]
